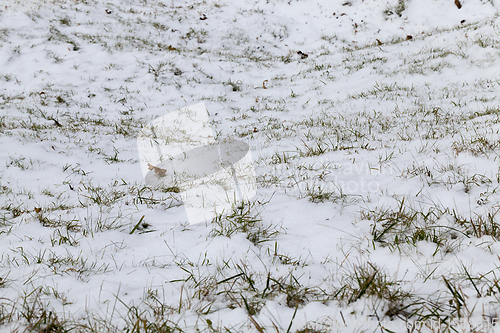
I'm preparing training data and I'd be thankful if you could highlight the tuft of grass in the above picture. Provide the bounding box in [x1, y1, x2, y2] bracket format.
[303, 183, 347, 204]
[17, 287, 68, 331]
[334, 262, 415, 319]
[362, 198, 462, 252]
[452, 135, 500, 157]
[210, 201, 282, 246]
[181, 27, 208, 43]
[383, 0, 406, 17]
[452, 208, 500, 240]
[79, 182, 127, 207]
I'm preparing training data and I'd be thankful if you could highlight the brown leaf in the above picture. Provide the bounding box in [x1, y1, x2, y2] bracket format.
[148, 163, 167, 177]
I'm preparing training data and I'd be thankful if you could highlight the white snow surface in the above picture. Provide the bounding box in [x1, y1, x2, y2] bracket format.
[1, 0, 500, 331]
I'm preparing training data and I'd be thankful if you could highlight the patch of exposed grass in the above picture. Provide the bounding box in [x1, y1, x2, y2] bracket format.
[210, 201, 282, 246]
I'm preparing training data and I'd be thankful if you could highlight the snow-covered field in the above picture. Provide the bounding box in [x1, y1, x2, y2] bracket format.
[2, 0, 500, 331]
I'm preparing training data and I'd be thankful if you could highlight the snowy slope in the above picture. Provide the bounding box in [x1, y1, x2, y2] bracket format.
[1, 0, 500, 331]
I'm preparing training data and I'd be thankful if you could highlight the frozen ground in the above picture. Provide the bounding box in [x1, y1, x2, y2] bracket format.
[1, 0, 500, 331]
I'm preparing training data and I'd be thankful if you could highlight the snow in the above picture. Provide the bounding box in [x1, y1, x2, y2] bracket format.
[2, 0, 500, 331]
